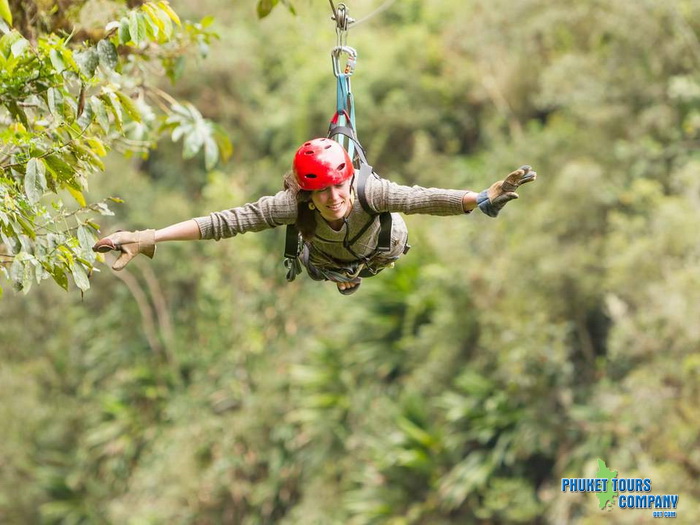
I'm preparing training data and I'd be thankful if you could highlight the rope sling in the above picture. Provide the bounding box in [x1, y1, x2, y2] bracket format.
[284, 2, 393, 282]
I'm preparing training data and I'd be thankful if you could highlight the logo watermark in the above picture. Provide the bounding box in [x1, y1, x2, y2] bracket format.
[561, 459, 680, 519]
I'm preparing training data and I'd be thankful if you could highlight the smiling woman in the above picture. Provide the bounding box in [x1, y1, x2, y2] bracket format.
[311, 179, 354, 225]
[93, 137, 536, 295]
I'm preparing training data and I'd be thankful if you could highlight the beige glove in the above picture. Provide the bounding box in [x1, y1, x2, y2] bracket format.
[92, 229, 156, 271]
[477, 165, 537, 217]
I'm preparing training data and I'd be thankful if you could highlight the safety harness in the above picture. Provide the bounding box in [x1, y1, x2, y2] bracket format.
[283, 121, 393, 282]
[283, 2, 393, 282]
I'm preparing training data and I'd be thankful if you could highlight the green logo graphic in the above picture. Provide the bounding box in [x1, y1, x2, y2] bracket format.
[595, 458, 618, 509]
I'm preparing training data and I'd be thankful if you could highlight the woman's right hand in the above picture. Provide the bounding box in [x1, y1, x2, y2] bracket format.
[92, 229, 156, 270]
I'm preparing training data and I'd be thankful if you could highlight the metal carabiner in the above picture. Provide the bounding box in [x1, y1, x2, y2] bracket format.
[331, 46, 357, 77]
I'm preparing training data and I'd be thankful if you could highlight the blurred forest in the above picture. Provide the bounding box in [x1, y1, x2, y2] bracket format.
[1, 0, 700, 523]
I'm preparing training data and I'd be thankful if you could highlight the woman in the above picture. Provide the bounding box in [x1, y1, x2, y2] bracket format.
[93, 138, 536, 294]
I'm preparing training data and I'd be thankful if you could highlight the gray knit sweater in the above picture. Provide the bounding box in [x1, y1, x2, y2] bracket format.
[194, 174, 468, 270]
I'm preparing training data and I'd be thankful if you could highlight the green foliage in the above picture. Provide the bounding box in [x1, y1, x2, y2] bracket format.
[0, 0, 10, 26]
[257, 0, 297, 19]
[2, 0, 700, 524]
[0, 1, 231, 295]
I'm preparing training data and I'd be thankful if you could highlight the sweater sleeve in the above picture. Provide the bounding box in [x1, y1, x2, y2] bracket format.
[364, 175, 468, 216]
[193, 189, 298, 241]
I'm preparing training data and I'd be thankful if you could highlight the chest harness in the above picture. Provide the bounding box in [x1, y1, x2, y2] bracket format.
[283, 120, 393, 282]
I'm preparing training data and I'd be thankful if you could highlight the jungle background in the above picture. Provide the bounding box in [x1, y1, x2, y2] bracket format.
[1, 0, 699, 523]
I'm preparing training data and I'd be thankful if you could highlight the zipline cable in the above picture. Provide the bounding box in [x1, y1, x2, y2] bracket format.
[351, 0, 396, 28]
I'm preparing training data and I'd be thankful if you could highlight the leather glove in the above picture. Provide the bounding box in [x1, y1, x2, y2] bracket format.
[477, 165, 537, 217]
[92, 229, 156, 271]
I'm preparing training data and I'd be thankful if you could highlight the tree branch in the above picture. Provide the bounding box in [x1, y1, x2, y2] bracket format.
[110, 266, 164, 356]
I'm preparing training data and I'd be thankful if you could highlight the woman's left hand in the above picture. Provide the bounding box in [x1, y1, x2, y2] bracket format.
[477, 165, 537, 217]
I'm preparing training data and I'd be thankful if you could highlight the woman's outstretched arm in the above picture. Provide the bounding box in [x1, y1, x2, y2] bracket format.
[154, 219, 201, 242]
[92, 220, 202, 271]
[93, 188, 298, 270]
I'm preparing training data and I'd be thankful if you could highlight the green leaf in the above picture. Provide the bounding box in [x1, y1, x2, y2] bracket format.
[200, 15, 215, 28]
[66, 186, 86, 207]
[141, 3, 164, 35]
[75, 47, 99, 77]
[10, 36, 28, 57]
[0, 31, 20, 59]
[213, 123, 233, 163]
[49, 48, 66, 72]
[72, 141, 106, 172]
[44, 153, 74, 182]
[71, 262, 90, 291]
[165, 55, 185, 83]
[118, 17, 131, 45]
[86, 137, 107, 157]
[47, 87, 65, 117]
[50, 266, 69, 290]
[183, 125, 205, 159]
[17, 258, 34, 294]
[94, 202, 114, 216]
[128, 11, 146, 45]
[59, 47, 79, 72]
[157, 1, 181, 27]
[115, 91, 141, 122]
[7, 101, 28, 126]
[101, 93, 122, 130]
[89, 96, 110, 133]
[155, 7, 173, 40]
[397, 416, 437, 449]
[24, 158, 47, 204]
[97, 39, 118, 70]
[57, 245, 74, 266]
[15, 215, 35, 239]
[203, 135, 218, 170]
[77, 100, 94, 129]
[77, 225, 96, 252]
[0, 0, 12, 26]
[140, 10, 160, 40]
[257, 0, 279, 19]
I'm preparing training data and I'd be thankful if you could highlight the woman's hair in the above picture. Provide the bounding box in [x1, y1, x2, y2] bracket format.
[283, 171, 316, 240]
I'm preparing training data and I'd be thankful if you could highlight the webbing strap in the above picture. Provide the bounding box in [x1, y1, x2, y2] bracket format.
[355, 162, 375, 215]
[335, 74, 356, 159]
[284, 218, 302, 259]
[377, 209, 392, 253]
[284, 221, 303, 281]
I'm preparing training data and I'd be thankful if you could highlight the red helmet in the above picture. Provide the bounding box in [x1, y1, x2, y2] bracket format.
[293, 138, 354, 191]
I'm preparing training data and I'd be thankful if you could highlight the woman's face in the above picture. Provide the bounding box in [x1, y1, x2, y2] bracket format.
[311, 178, 353, 223]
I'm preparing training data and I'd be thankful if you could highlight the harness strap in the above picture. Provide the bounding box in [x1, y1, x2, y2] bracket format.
[284, 218, 302, 260]
[355, 161, 374, 215]
[377, 210, 392, 253]
[346, 213, 376, 246]
[327, 122, 368, 164]
[284, 222, 303, 281]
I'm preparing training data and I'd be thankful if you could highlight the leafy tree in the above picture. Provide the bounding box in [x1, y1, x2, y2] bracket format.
[0, 0, 231, 296]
